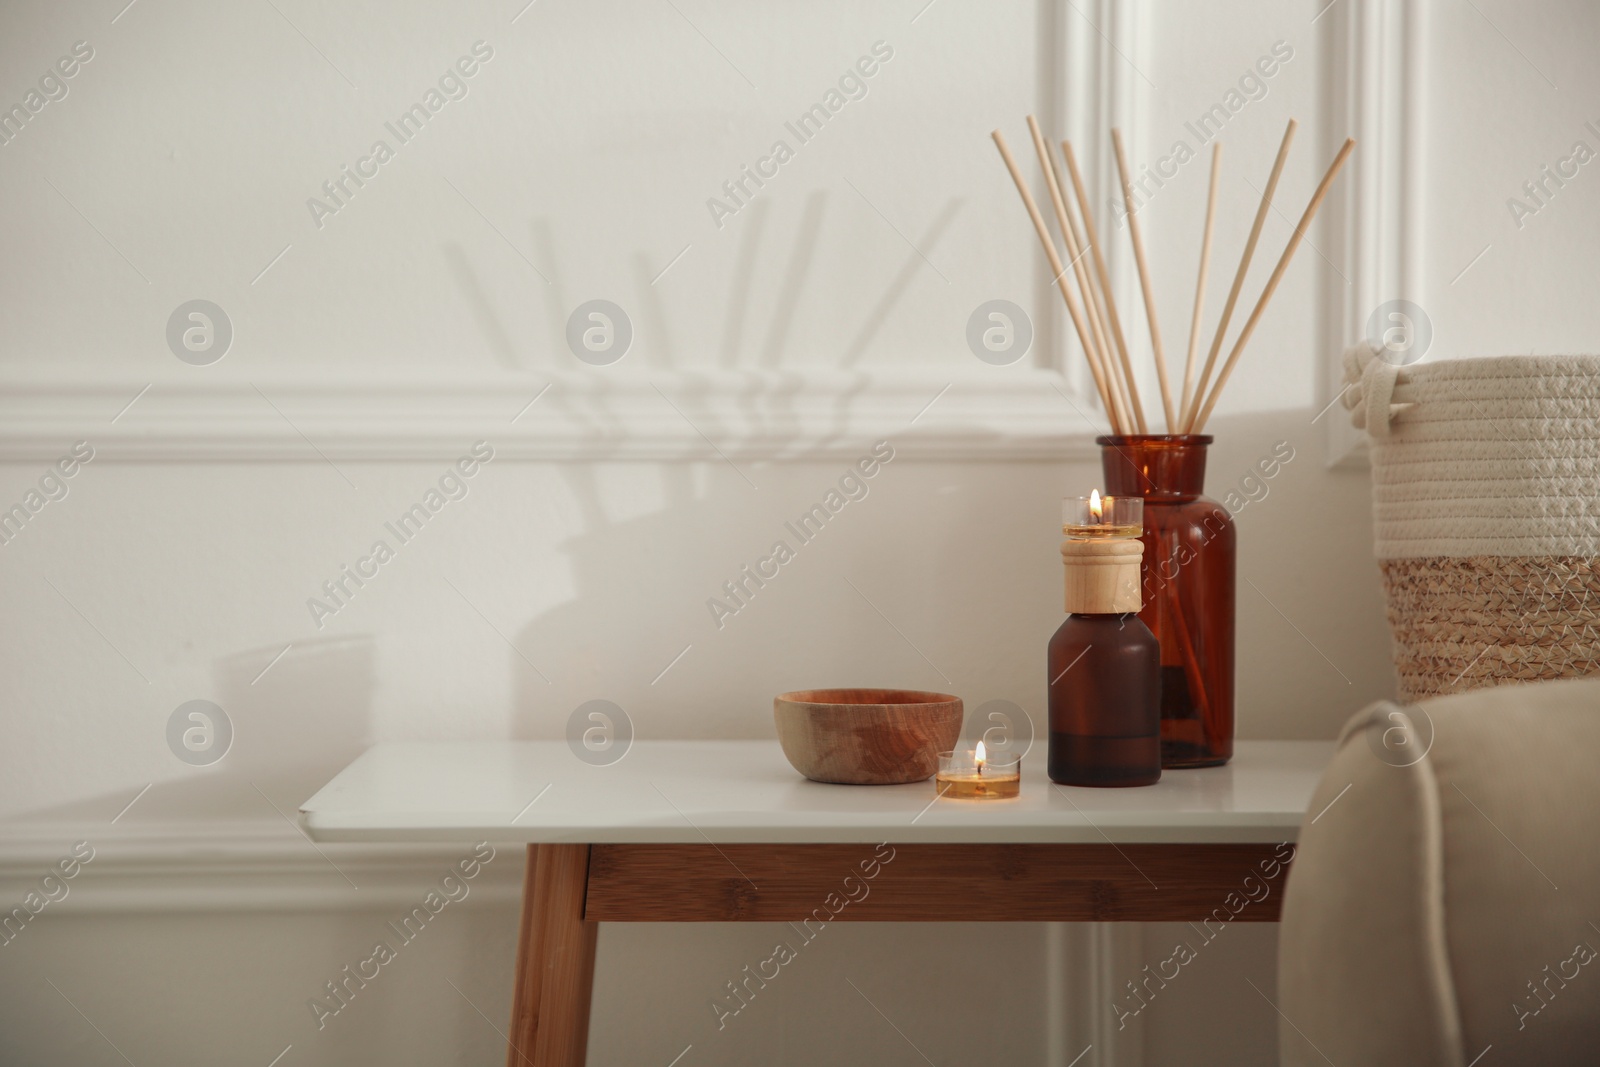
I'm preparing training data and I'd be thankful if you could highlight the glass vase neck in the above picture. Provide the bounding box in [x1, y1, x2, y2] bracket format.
[1096, 434, 1212, 501]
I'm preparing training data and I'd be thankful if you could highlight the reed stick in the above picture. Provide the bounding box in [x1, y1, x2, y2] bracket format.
[1190, 137, 1356, 432]
[991, 129, 1122, 430]
[1026, 117, 1131, 431]
[1110, 128, 1177, 433]
[1060, 139, 1148, 434]
[1043, 143, 1132, 431]
[1052, 145, 1133, 432]
[1181, 118, 1297, 432]
[1181, 143, 1222, 420]
[1164, 582, 1211, 720]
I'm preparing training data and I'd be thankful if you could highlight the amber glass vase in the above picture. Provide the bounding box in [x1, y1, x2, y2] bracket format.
[1098, 435, 1235, 767]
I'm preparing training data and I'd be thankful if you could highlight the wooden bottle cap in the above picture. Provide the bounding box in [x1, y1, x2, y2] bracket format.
[1061, 537, 1143, 614]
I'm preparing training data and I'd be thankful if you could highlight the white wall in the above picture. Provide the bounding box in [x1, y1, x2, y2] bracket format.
[4, 0, 1599, 1064]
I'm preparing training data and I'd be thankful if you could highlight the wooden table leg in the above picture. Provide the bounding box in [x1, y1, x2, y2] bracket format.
[506, 844, 598, 1067]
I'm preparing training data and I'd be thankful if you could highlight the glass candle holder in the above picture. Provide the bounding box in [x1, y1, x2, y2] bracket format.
[934, 746, 1021, 800]
[1063, 491, 1143, 540]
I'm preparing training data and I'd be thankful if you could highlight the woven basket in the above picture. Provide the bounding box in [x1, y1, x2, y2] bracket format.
[1342, 348, 1600, 701]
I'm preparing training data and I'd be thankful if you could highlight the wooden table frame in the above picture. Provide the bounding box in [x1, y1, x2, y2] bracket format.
[503, 841, 1294, 1066]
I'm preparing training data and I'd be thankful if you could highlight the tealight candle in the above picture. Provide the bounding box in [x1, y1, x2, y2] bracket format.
[1063, 490, 1142, 540]
[934, 741, 1021, 800]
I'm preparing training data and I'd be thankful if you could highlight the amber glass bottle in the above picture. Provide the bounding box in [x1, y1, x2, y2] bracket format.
[1047, 537, 1162, 787]
[1098, 435, 1235, 768]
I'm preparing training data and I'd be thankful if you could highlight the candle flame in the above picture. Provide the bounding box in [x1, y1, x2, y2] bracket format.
[1089, 490, 1104, 521]
[975, 739, 986, 769]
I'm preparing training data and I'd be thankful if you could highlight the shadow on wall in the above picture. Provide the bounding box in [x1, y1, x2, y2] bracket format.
[499, 407, 1397, 749]
[433, 198, 979, 741]
[504, 419, 926, 743]
[14, 637, 375, 824]
[443, 195, 965, 376]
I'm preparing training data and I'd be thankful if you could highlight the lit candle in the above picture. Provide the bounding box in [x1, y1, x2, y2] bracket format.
[1063, 490, 1143, 540]
[934, 741, 1021, 800]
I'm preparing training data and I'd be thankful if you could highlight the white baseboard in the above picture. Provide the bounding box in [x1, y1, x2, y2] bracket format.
[0, 821, 523, 914]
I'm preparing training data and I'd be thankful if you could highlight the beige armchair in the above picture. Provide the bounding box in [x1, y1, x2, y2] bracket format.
[1279, 677, 1600, 1066]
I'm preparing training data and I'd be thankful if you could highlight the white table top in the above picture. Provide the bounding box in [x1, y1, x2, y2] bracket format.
[300, 740, 1334, 845]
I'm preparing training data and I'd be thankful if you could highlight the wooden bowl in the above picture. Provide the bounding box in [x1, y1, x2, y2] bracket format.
[773, 688, 963, 785]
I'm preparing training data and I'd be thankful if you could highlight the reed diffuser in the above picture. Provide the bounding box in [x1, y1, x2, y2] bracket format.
[995, 116, 1354, 767]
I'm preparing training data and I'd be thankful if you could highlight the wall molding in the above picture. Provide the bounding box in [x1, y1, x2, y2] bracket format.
[1323, 0, 1428, 467]
[1050, 0, 1149, 413]
[0, 8, 1145, 469]
[1047, 0, 1416, 469]
[1046, 920, 1145, 1067]
[0, 372, 1105, 463]
[0, 820, 522, 914]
